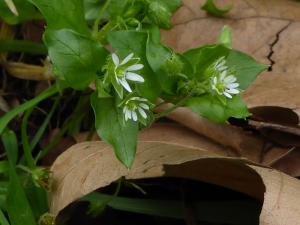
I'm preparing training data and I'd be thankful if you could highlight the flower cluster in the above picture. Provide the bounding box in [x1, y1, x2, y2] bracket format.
[210, 57, 240, 99]
[110, 53, 151, 122]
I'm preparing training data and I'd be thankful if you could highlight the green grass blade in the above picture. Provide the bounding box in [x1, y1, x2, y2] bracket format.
[0, 84, 59, 135]
[1, 130, 37, 225]
[82, 193, 260, 224]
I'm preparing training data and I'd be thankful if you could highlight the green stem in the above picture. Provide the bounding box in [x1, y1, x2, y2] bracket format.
[17, 164, 32, 174]
[30, 96, 61, 150]
[21, 108, 35, 168]
[154, 96, 189, 119]
[35, 120, 71, 162]
[92, 0, 112, 35]
[0, 40, 47, 55]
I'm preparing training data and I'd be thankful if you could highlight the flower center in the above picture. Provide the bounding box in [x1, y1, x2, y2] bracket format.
[115, 67, 125, 78]
[216, 81, 225, 92]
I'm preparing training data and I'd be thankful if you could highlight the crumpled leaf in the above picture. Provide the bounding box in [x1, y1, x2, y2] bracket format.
[49, 140, 300, 224]
[49, 141, 260, 215]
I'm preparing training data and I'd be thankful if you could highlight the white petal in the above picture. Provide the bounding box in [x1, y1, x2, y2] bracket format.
[119, 78, 132, 92]
[124, 109, 130, 121]
[123, 106, 127, 113]
[112, 53, 119, 66]
[215, 57, 225, 68]
[126, 109, 132, 120]
[121, 53, 134, 65]
[220, 71, 227, 80]
[138, 107, 147, 119]
[226, 88, 240, 94]
[217, 66, 227, 71]
[226, 83, 239, 89]
[223, 92, 232, 98]
[132, 111, 138, 121]
[139, 103, 149, 110]
[126, 72, 144, 82]
[224, 75, 236, 84]
[127, 64, 144, 71]
[131, 97, 147, 102]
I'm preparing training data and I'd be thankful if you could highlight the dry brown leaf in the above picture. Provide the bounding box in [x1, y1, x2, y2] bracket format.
[161, 0, 300, 116]
[0, 96, 10, 113]
[139, 123, 234, 156]
[49, 141, 260, 214]
[251, 165, 300, 225]
[50, 141, 300, 224]
[271, 149, 300, 177]
[154, 103, 289, 165]
[73, 123, 237, 156]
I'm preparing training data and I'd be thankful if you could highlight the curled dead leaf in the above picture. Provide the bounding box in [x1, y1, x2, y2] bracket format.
[2, 61, 54, 81]
[50, 141, 300, 224]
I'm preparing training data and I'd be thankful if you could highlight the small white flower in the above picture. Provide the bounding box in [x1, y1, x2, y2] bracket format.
[211, 57, 240, 99]
[112, 53, 144, 93]
[122, 97, 150, 122]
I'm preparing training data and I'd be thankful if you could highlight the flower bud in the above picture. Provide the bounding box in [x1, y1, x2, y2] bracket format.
[32, 167, 51, 190]
[123, 1, 146, 20]
[38, 213, 55, 225]
[147, 2, 172, 29]
[162, 53, 184, 76]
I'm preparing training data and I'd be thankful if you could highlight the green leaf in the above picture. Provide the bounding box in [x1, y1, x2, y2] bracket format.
[1, 130, 37, 225]
[24, 182, 48, 220]
[108, 0, 128, 19]
[0, 0, 40, 24]
[162, 0, 182, 12]
[146, 32, 187, 94]
[201, 0, 232, 17]
[146, 34, 174, 94]
[186, 95, 250, 123]
[0, 84, 59, 135]
[44, 29, 108, 90]
[226, 50, 268, 90]
[84, 0, 106, 21]
[147, 0, 181, 29]
[91, 93, 138, 168]
[28, 0, 89, 35]
[218, 25, 232, 48]
[183, 44, 230, 80]
[0, 209, 10, 225]
[108, 30, 161, 101]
